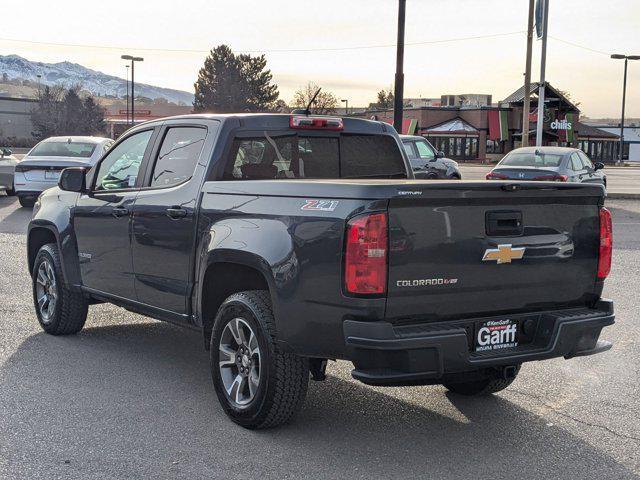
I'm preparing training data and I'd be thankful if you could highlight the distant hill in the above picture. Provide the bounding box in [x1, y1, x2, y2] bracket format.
[0, 54, 194, 105]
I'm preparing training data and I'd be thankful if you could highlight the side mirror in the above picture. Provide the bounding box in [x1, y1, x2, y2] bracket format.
[58, 167, 87, 193]
[436, 151, 445, 158]
[594, 162, 605, 171]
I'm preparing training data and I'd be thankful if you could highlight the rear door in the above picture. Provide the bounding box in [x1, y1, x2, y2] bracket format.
[385, 184, 602, 322]
[569, 152, 588, 182]
[131, 120, 218, 314]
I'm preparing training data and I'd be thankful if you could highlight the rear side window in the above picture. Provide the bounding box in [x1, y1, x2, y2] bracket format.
[150, 127, 206, 188]
[225, 133, 406, 180]
[569, 153, 583, 171]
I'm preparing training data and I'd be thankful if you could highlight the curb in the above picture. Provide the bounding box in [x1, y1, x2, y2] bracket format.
[607, 192, 640, 200]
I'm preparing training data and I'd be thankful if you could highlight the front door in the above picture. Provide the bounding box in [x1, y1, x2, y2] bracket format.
[74, 128, 156, 299]
[131, 122, 214, 314]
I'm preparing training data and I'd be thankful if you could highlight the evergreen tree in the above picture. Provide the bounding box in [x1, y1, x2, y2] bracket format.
[193, 45, 279, 113]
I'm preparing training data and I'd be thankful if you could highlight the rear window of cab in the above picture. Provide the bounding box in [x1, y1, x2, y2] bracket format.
[224, 133, 407, 180]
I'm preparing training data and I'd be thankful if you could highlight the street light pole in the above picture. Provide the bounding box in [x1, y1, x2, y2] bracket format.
[341, 99, 349, 116]
[121, 55, 144, 125]
[393, 0, 406, 133]
[125, 64, 130, 125]
[611, 54, 640, 164]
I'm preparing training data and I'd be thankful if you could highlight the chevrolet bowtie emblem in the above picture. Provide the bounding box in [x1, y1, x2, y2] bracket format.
[482, 244, 526, 264]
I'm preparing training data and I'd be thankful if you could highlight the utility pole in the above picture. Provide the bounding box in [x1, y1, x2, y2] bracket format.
[535, 0, 549, 147]
[393, 0, 406, 133]
[522, 0, 535, 146]
[611, 54, 640, 164]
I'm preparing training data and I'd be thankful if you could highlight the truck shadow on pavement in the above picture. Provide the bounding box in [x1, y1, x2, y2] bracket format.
[1, 320, 636, 479]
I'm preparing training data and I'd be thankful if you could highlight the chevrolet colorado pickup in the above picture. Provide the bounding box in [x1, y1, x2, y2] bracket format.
[27, 114, 614, 429]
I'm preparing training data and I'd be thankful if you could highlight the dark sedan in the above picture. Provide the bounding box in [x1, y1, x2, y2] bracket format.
[486, 146, 606, 186]
[400, 135, 461, 179]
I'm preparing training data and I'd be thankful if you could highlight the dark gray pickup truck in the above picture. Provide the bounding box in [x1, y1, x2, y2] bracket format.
[27, 113, 614, 429]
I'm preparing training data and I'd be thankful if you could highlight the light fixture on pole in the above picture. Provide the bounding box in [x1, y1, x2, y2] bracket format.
[341, 99, 349, 116]
[121, 55, 144, 125]
[611, 54, 640, 164]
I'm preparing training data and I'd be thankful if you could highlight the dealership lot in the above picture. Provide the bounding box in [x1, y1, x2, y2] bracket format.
[0, 194, 638, 479]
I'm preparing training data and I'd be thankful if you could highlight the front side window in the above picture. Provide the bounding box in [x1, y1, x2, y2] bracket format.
[578, 151, 594, 169]
[570, 153, 583, 171]
[415, 140, 435, 161]
[403, 142, 417, 159]
[94, 130, 153, 191]
[225, 133, 406, 180]
[150, 127, 207, 188]
[31, 140, 97, 158]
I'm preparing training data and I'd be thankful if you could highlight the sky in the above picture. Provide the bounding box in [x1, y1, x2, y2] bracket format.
[1, 0, 638, 118]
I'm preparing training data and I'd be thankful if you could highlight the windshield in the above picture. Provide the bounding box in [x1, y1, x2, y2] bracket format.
[500, 151, 564, 168]
[30, 141, 97, 158]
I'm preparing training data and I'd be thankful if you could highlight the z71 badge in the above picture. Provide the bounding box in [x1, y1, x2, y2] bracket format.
[301, 200, 339, 212]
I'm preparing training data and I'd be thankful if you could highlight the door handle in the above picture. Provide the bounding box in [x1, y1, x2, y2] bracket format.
[112, 206, 129, 218]
[166, 207, 188, 219]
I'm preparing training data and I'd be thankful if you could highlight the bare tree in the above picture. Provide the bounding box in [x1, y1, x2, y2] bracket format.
[291, 82, 338, 115]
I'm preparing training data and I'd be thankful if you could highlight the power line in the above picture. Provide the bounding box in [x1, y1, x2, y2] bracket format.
[0, 31, 524, 54]
[548, 36, 610, 56]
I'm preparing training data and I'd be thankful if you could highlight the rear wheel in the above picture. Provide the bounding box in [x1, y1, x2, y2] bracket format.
[210, 291, 309, 429]
[32, 244, 88, 335]
[19, 196, 35, 208]
[444, 366, 520, 396]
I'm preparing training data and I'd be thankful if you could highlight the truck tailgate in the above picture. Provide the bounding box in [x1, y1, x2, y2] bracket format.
[386, 182, 604, 322]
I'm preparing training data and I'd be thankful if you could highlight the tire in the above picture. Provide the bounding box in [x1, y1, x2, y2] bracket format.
[444, 366, 520, 396]
[210, 290, 309, 429]
[32, 243, 88, 335]
[449, 173, 461, 180]
[19, 196, 35, 208]
[5, 182, 15, 196]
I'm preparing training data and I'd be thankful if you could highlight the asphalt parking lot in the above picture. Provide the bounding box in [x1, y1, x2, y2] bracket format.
[0, 193, 639, 479]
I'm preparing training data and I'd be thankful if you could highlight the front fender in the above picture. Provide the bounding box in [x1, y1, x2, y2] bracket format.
[28, 189, 82, 287]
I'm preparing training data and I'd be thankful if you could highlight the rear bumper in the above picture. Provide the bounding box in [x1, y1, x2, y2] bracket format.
[344, 299, 614, 385]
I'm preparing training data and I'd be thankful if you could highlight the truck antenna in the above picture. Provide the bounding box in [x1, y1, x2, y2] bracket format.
[305, 88, 322, 115]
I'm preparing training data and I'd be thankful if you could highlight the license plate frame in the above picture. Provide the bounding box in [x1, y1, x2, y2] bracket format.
[474, 318, 519, 352]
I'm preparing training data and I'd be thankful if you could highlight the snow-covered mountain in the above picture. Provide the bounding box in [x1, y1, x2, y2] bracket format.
[0, 54, 194, 105]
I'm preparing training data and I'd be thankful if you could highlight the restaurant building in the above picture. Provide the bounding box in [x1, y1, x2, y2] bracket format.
[361, 82, 620, 163]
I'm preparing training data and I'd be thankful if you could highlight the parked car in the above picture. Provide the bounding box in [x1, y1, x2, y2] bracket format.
[486, 146, 606, 186]
[400, 134, 461, 179]
[0, 148, 18, 195]
[15, 136, 113, 208]
[28, 114, 613, 430]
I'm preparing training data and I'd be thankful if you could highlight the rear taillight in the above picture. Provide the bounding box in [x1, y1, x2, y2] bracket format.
[533, 174, 568, 182]
[486, 172, 508, 180]
[290, 116, 344, 130]
[345, 212, 388, 295]
[597, 207, 612, 279]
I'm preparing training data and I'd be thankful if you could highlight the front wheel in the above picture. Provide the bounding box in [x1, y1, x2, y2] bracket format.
[32, 244, 88, 335]
[210, 291, 309, 429]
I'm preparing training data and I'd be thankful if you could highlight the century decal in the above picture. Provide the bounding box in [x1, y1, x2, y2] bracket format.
[476, 320, 518, 352]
